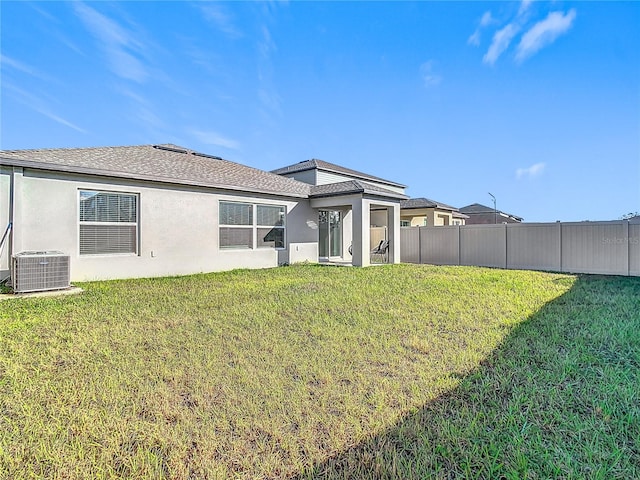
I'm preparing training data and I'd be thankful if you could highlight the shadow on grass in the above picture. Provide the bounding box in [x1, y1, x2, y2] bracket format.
[294, 275, 640, 479]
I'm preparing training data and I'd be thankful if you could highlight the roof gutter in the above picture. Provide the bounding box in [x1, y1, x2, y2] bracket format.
[309, 190, 407, 201]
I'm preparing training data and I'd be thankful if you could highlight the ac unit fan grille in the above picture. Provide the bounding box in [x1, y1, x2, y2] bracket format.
[12, 252, 70, 293]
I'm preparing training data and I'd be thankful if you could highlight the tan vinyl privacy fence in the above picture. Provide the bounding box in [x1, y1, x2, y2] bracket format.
[401, 221, 640, 276]
[370, 226, 387, 250]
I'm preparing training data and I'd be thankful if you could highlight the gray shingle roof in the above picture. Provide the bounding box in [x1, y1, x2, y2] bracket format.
[452, 211, 470, 219]
[309, 180, 407, 200]
[459, 203, 494, 213]
[0, 144, 311, 198]
[400, 197, 458, 211]
[460, 203, 523, 221]
[272, 158, 406, 189]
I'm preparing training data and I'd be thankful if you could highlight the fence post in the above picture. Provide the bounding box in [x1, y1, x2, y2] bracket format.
[624, 220, 630, 276]
[557, 221, 563, 272]
[457, 225, 461, 266]
[503, 223, 508, 269]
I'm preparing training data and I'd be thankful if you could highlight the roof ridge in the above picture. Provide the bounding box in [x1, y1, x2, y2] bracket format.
[0, 144, 161, 154]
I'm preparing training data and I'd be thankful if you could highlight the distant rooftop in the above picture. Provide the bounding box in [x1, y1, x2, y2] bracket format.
[0, 144, 311, 198]
[272, 158, 406, 189]
[460, 203, 523, 221]
[400, 197, 459, 211]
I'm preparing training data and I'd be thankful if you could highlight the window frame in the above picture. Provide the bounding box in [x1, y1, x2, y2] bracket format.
[219, 201, 254, 250]
[219, 201, 286, 251]
[78, 189, 139, 256]
[256, 204, 286, 249]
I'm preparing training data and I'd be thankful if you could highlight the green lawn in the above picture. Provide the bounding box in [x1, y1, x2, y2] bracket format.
[0, 264, 638, 479]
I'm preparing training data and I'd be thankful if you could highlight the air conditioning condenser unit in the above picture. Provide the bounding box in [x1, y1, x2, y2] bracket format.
[12, 251, 70, 294]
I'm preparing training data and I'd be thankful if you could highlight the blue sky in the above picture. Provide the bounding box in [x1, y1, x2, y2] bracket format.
[1, 1, 638, 222]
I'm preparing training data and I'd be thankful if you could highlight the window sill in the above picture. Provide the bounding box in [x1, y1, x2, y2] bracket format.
[79, 253, 139, 257]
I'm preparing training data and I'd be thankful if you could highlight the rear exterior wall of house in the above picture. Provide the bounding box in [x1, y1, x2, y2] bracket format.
[7, 167, 319, 282]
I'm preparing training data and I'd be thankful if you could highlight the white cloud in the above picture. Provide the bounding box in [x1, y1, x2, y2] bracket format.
[516, 162, 546, 179]
[197, 3, 242, 38]
[480, 11, 494, 27]
[256, 23, 282, 124]
[258, 25, 277, 60]
[73, 2, 148, 82]
[518, 0, 533, 16]
[516, 9, 577, 62]
[3, 82, 87, 133]
[468, 11, 494, 46]
[483, 23, 520, 65]
[258, 88, 282, 114]
[0, 55, 57, 83]
[1, 55, 38, 75]
[420, 61, 442, 87]
[467, 31, 481, 47]
[38, 110, 88, 133]
[188, 129, 241, 150]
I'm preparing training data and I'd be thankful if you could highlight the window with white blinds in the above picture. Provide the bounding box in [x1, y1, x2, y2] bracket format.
[257, 205, 285, 249]
[219, 201, 285, 249]
[79, 190, 138, 255]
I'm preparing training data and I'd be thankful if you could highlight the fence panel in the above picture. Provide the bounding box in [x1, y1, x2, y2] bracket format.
[507, 223, 561, 271]
[399, 221, 639, 276]
[460, 225, 506, 268]
[419, 226, 459, 265]
[370, 226, 387, 250]
[400, 227, 420, 263]
[561, 222, 628, 275]
[628, 223, 640, 276]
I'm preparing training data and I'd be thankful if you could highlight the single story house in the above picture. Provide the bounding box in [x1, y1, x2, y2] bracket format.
[459, 203, 523, 225]
[399, 197, 468, 227]
[0, 144, 406, 283]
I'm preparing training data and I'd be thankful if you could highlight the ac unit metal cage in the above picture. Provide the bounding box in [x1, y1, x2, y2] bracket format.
[12, 251, 70, 294]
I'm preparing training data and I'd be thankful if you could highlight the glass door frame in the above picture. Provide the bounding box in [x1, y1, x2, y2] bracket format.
[318, 210, 342, 260]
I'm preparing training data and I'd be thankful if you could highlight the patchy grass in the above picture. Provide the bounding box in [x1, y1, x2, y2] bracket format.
[0, 265, 637, 479]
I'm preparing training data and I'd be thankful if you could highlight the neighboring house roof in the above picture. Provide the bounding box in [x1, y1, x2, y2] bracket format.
[310, 180, 408, 200]
[271, 158, 406, 189]
[400, 197, 458, 211]
[452, 211, 470, 219]
[0, 144, 311, 198]
[460, 203, 523, 222]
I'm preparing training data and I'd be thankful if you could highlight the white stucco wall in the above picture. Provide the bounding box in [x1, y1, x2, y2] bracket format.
[11, 168, 318, 282]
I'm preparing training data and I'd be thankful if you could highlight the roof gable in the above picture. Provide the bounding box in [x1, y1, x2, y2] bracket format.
[272, 158, 406, 189]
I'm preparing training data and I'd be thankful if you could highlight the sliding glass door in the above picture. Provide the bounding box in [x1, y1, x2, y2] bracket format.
[318, 210, 342, 259]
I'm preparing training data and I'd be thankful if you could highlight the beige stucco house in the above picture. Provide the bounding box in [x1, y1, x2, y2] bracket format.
[399, 197, 468, 227]
[1, 145, 406, 284]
